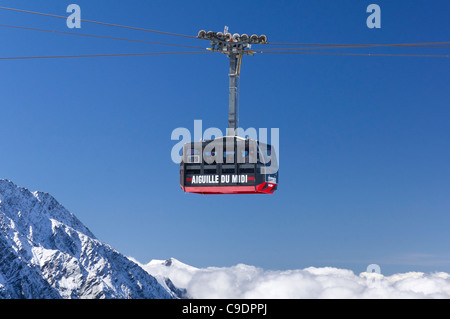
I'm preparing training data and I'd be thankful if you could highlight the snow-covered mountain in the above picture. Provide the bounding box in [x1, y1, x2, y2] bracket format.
[0, 179, 172, 299]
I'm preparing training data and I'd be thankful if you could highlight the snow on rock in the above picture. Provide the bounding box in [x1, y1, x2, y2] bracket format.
[0, 179, 172, 299]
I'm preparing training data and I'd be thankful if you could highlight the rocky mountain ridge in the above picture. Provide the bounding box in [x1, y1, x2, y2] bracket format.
[0, 179, 173, 299]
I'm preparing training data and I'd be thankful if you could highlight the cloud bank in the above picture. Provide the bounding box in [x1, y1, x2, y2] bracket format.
[140, 258, 450, 299]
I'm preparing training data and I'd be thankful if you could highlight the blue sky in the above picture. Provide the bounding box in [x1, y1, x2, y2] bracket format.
[1, 0, 449, 275]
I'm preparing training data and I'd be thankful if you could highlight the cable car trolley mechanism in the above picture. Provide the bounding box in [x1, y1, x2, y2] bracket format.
[180, 28, 279, 195]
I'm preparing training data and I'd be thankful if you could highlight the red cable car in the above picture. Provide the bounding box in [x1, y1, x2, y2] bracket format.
[180, 28, 278, 194]
[180, 136, 278, 194]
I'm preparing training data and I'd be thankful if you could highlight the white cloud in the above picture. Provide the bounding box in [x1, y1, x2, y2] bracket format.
[140, 258, 450, 299]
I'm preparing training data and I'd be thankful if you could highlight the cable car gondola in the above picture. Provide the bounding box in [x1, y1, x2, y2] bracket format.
[180, 136, 278, 194]
[180, 28, 279, 195]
